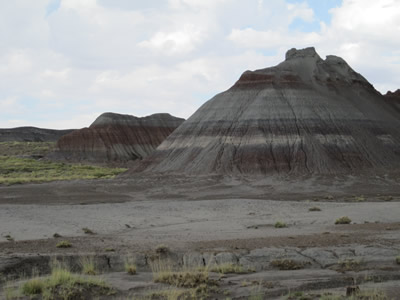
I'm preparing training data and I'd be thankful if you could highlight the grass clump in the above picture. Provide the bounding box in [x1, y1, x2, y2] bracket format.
[80, 256, 97, 275]
[124, 257, 137, 275]
[396, 256, 400, 264]
[335, 216, 352, 225]
[210, 263, 254, 274]
[336, 258, 362, 272]
[274, 221, 287, 228]
[150, 259, 216, 289]
[5, 234, 14, 242]
[21, 261, 112, 300]
[56, 240, 72, 248]
[0, 156, 127, 185]
[82, 227, 95, 235]
[270, 259, 305, 270]
[155, 244, 170, 254]
[21, 277, 44, 296]
[309, 206, 321, 212]
[354, 195, 366, 202]
[4, 281, 20, 300]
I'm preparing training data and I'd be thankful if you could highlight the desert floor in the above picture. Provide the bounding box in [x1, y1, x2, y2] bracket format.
[0, 173, 400, 299]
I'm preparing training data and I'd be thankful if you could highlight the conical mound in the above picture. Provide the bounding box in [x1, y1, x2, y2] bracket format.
[137, 47, 400, 174]
[56, 112, 184, 163]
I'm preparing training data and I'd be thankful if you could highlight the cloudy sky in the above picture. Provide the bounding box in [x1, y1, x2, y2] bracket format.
[1, 0, 399, 129]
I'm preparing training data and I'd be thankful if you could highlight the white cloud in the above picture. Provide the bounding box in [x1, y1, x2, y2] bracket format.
[139, 24, 206, 55]
[0, 0, 399, 129]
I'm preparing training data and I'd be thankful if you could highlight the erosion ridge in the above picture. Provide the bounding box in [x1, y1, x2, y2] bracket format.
[135, 47, 400, 175]
[55, 112, 184, 163]
[0, 127, 74, 142]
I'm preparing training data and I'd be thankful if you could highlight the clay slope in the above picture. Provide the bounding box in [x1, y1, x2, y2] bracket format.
[137, 47, 400, 175]
[0, 127, 73, 142]
[55, 113, 184, 162]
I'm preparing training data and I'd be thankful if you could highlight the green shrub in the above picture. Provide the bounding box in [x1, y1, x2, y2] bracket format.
[274, 221, 287, 228]
[335, 216, 352, 225]
[82, 227, 95, 235]
[21, 278, 44, 296]
[56, 240, 72, 248]
[308, 206, 321, 212]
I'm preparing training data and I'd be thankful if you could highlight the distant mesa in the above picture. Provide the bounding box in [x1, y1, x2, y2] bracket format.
[55, 112, 184, 163]
[136, 47, 400, 175]
[0, 127, 74, 142]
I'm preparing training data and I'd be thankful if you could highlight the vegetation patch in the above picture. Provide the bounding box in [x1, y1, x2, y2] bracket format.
[20, 263, 112, 300]
[396, 256, 400, 265]
[354, 195, 366, 202]
[124, 257, 137, 275]
[150, 259, 217, 289]
[336, 258, 363, 272]
[209, 263, 254, 274]
[0, 156, 127, 185]
[56, 240, 72, 248]
[335, 216, 352, 225]
[155, 244, 170, 254]
[309, 206, 321, 212]
[274, 221, 287, 228]
[79, 257, 97, 275]
[5, 234, 14, 242]
[0, 141, 55, 157]
[270, 259, 305, 270]
[82, 227, 95, 235]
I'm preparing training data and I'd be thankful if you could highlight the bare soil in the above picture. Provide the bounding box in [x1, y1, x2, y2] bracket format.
[0, 174, 399, 299]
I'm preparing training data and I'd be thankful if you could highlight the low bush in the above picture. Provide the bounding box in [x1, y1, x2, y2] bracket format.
[335, 216, 352, 225]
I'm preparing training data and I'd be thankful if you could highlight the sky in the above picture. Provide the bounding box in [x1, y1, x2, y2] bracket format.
[0, 0, 399, 129]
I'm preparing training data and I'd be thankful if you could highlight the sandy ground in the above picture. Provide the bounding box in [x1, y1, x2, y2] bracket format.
[0, 174, 400, 299]
[1, 198, 400, 245]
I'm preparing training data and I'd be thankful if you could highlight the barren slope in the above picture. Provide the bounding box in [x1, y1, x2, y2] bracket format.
[55, 112, 184, 163]
[137, 47, 400, 175]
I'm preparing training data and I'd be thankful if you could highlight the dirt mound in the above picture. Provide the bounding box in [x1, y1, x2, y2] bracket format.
[55, 112, 184, 163]
[0, 127, 73, 142]
[136, 47, 400, 175]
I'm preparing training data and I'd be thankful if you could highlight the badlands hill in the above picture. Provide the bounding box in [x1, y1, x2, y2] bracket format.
[0, 127, 73, 142]
[56, 112, 184, 163]
[137, 47, 400, 175]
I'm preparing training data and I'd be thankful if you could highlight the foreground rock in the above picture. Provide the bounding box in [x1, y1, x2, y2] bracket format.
[137, 47, 400, 175]
[55, 112, 184, 163]
[0, 127, 73, 142]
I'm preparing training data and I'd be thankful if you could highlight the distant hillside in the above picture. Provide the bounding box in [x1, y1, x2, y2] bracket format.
[55, 112, 184, 163]
[0, 127, 74, 142]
